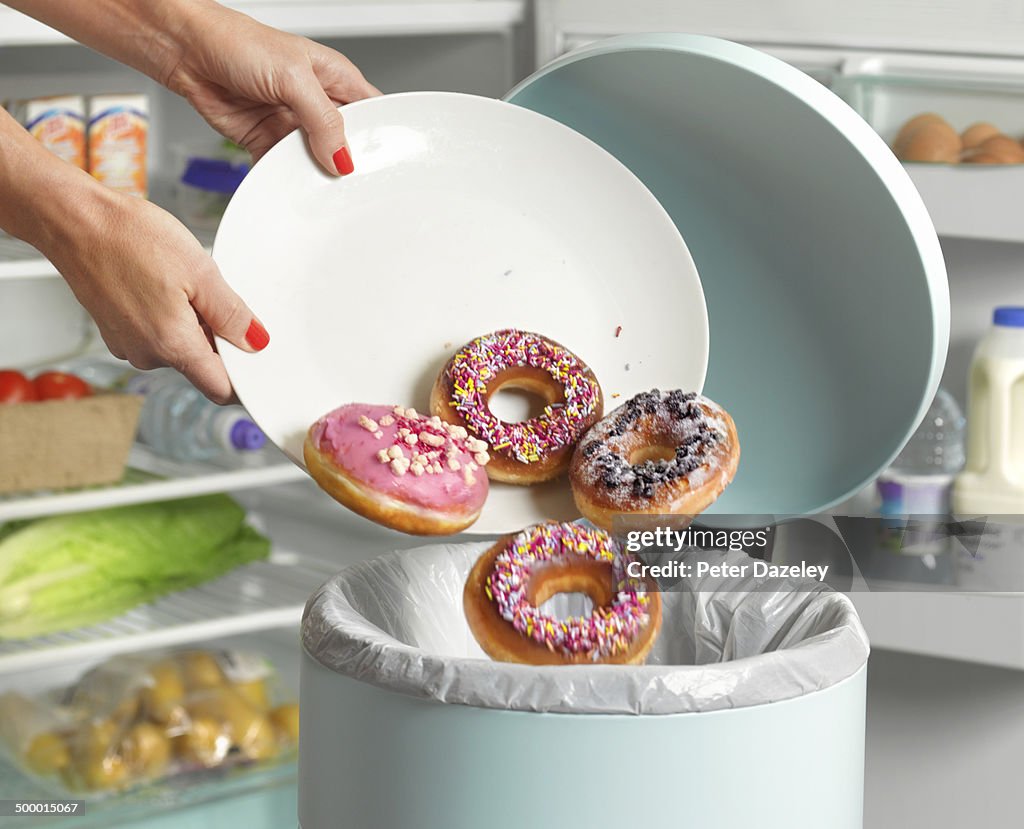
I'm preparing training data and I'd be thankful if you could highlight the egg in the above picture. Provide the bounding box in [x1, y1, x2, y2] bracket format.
[961, 122, 1001, 149]
[962, 151, 1002, 165]
[893, 112, 947, 153]
[976, 134, 1024, 164]
[895, 121, 961, 163]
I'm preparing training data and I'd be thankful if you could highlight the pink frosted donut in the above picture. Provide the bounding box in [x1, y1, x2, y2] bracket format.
[304, 403, 490, 535]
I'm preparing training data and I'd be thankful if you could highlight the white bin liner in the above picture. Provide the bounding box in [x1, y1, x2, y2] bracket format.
[302, 541, 869, 715]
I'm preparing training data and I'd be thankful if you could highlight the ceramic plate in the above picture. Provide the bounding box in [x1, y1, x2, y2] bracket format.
[214, 92, 707, 534]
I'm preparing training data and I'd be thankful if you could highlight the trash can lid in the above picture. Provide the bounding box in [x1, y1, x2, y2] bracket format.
[506, 34, 949, 518]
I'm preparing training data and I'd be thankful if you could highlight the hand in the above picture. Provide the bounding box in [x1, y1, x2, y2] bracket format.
[162, 3, 380, 174]
[46, 187, 264, 404]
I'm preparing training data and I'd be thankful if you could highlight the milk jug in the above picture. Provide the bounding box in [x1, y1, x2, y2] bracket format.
[953, 307, 1024, 514]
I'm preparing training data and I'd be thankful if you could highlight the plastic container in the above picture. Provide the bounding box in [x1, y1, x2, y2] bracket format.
[126, 369, 266, 464]
[954, 306, 1024, 513]
[87, 93, 148, 199]
[0, 648, 298, 798]
[171, 143, 249, 234]
[10, 94, 87, 170]
[299, 540, 869, 829]
[876, 387, 965, 533]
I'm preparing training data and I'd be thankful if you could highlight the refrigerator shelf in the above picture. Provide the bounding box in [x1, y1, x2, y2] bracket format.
[0, 545, 338, 676]
[0, 1, 525, 47]
[0, 236, 56, 282]
[0, 752, 296, 829]
[0, 626, 304, 827]
[0, 236, 216, 284]
[835, 52, 1024, 243]
[0, 446, 307, 523]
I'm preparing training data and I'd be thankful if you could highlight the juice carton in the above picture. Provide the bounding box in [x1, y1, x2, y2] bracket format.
[12, 95, 87, 170]
[87, 93, 149, 198]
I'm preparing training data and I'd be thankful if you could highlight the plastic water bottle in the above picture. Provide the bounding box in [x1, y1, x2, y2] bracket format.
[59, 356, 136, 390]
[125, 368, 266, 463]
[57, 357, 267, 464]
[887, 388, 966, 481]
[877, 387, 965, 554]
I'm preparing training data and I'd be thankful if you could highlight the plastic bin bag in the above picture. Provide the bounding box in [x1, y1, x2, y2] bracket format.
[302, 541, 869, 715]
[0, 648, 301, 796]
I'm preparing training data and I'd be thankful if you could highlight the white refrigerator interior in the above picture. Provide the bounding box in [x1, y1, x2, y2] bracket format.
[2, 1, 1023, 827]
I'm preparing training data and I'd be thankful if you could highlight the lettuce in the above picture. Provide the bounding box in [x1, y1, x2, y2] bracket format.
[0, 495, 269, 639]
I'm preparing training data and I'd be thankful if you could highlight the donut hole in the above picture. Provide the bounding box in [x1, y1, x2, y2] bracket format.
[527, 563, 614, 621]
[486, 369, 565, 424]
[488, 387, 549, 423]
[629, 445, 676, 465]
[538, 591, 594, 620]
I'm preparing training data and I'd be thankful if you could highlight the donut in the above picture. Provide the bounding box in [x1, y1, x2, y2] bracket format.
[569, 389, 739, 530]
[464, 521, 661, 665]
[430, 329, 602, 485]
[304, 404, 491, 535]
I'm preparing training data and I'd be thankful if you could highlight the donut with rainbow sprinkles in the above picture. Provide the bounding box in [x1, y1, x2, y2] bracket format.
[464, 521, 662, 665]
[430, 329, 603, 485]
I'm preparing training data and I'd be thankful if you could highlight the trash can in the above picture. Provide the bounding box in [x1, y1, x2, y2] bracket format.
[299, 541, 869, 829]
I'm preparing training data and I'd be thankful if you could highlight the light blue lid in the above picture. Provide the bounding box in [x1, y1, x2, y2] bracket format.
[506, 34, 949, 518]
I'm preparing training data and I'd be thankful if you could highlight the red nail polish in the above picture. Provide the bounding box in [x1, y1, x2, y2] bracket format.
[333, 146, 354, 175]
[245, 319, 270, 351]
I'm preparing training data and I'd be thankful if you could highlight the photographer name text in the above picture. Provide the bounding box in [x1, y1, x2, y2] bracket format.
[626, 559, 830, 582]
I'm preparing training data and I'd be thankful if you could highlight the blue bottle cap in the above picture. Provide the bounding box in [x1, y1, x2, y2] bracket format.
[230, 419, 266, 451]
[181, 157, 250, 195]
[994, 306, 1024, 327]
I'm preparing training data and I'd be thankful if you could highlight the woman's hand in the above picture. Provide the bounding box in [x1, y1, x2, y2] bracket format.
[2, 0, 381, 401]
[162, 2, 380, 174]
[44, 186, 264, 404]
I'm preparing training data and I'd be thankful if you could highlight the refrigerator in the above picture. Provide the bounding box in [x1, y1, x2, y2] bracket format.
[1, 1, 1023, 827]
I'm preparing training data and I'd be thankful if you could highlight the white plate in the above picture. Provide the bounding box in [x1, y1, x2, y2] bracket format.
[214, 92, 707, 534]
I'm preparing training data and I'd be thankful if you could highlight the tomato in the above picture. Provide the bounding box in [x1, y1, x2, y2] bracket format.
[0, 370, 38, 403]
[33, 371, 92, 401]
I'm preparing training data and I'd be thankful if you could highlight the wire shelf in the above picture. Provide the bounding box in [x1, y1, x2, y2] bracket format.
[0, 547, 339, 674]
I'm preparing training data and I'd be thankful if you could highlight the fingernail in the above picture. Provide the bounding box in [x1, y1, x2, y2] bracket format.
[245, 319, 270, 351]
[333, 146, 354, 176]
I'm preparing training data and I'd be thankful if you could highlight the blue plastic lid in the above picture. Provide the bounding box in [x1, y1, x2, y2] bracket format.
[994, 307, 1024, 328]
[230, 419, 266, 451]
[182, 157, 249, 195]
